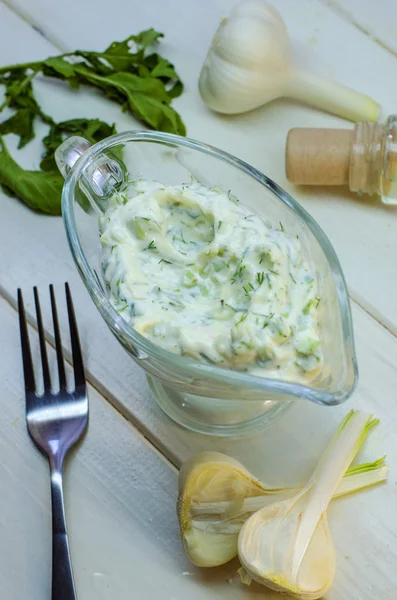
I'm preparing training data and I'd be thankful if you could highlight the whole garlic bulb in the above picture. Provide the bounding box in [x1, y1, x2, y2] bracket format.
[199, 0, 379, 122]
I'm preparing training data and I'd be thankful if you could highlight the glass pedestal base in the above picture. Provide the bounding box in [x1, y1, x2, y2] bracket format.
[147, 376, 290, 436]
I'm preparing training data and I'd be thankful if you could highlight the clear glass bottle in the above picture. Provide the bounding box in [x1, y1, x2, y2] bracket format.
[350, 115, 397, 204]
[286, 115, 397, 205]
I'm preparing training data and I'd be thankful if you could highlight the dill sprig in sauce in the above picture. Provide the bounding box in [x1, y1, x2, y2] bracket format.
[100, 178, 323, 383]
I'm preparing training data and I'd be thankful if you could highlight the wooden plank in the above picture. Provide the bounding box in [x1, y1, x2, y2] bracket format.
[1, 294, 271, 600]
[1, 0, 397, 333]
[0, 5, 396, 597]
[0, 0, 393, 462]
[0, 0, 394, 479]
[1, 286, 397, 599]
[0, 0, 394, 459]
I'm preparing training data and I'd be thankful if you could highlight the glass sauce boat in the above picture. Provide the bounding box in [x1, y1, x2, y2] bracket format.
[56, 131, 358, 436]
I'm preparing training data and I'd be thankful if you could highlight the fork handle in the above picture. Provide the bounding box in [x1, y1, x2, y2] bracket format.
[51, 469, 77, 600]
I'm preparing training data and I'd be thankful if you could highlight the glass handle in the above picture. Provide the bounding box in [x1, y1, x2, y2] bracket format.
[55, 136, 126, 213]
[55, 135, 92, 179]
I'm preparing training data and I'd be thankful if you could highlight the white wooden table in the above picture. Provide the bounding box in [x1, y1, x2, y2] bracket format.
[0, 1, 396, 598]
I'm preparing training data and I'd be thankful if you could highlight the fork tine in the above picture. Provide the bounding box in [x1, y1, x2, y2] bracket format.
[65, 283, 86, 388]
[17, 289, 36, 395]
[33, 287, 52, 392]
[49, 285, 67, 390]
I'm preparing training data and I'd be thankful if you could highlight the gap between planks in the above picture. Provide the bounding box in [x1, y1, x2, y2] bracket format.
[0, 287, 180, 472]
[4, 0, 397, 62]
[320, 0, 397, 59]
[349, 288, 397, 340]
[0, 0, 71, 52]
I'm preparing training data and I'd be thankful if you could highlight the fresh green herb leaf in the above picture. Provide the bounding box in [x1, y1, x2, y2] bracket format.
[236, 313, 248, 326]
[41, 118, 118, 171]
[279, 221, 285, 232]
[0, 108, 36, 149]
[0, 29, 185, 212]
[269, 268, 279, 275]
[158, 258, 172, 265]
[224, 303, 235, 312]
[146, 240, 157, 250]
[169, 298, 184, 308]
[263, 312, 275, 328]
[315, 297, 321, 308]
[303, 299, 313, 315]
[36, 31, 185, 134]
[227, 189, 239, 204]
[231, 263, 245, 283]
[218, 220, 222, 230]
[290, 273, 297, 284]
[0, 136, 63, 214]
[0, 70, 52, 149]
[257, 272, 265, 285]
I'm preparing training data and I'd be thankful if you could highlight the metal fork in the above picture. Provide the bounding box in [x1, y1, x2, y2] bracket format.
[18, 283, 88, 600]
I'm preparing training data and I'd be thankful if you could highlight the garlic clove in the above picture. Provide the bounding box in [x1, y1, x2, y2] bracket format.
[177, 451, 279, 566]
[177, 448, 386, 568]
[182, 528, 239, 568]
[178, 451, 269, 507]
[237, 411, 375, 599]
[238, 495, 336, 599]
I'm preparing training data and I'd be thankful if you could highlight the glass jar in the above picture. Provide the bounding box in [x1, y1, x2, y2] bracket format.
[286, 115, 397, 205]
[350, 115, 397, 204]
[56, 131, 358, 436]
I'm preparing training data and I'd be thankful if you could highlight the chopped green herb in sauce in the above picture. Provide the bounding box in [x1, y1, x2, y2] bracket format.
[100, 178, 323, 382]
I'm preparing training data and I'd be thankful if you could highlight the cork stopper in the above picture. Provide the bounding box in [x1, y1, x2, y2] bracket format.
[286, 128, 354, 186]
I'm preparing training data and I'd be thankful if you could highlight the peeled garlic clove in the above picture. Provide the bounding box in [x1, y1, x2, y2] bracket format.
[177, 448, 387, 569]
[237, 411, 374, 599]
[238, 495, 336, 599]
[177, 451, 270, 567]
[181, 527, 239, 568]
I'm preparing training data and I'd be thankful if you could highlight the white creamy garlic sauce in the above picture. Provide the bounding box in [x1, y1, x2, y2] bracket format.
[100, 179, 323, 381]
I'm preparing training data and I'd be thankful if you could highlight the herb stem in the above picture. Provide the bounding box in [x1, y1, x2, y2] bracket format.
[0, 71, 37, 111]
[0, 60, 45, 75]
